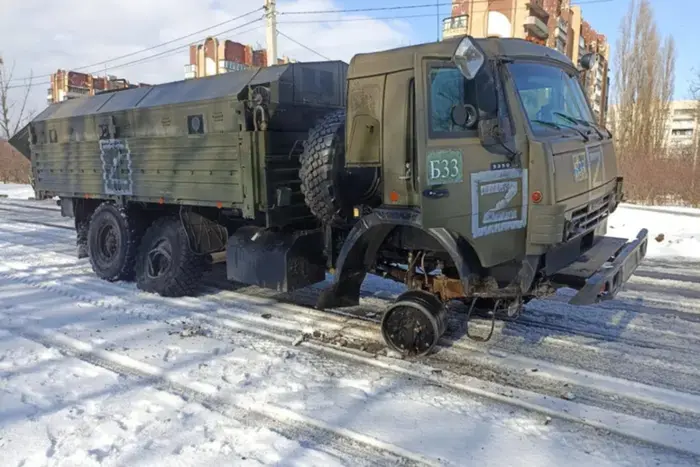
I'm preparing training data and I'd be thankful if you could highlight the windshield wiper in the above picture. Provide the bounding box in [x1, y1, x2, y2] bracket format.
[531, 119, 561, 129]
[532, 119, 589, 142]
[554, 111, 605, 140]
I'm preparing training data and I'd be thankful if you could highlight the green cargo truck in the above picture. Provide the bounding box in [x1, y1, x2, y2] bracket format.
[11, 35, 648, 356]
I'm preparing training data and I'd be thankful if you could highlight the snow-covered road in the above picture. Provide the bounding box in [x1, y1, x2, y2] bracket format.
[0, 192, 699, 466]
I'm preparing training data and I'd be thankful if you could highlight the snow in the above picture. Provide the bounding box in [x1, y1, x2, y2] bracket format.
[607, 204, 700, 259]
[0, 192, 700, 466]
[0, 182, 35, 199]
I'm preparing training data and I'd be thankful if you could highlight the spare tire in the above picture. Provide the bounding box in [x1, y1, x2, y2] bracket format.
[299, 109, 347, 226]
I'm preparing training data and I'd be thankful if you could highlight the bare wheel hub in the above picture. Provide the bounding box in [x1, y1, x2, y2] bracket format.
[97, 224, 119, 261]
[146, 238, 173, 279]
[380, 290, 447, 357]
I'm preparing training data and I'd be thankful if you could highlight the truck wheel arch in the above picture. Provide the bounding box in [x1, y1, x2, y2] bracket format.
[316, 210, 482, 310]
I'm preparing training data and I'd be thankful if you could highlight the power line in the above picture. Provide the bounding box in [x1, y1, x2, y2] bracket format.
[8, 18, 265, 90]
[278, 13, 430, 24]
[278, 0, 613, 25]
[8, 7, 264, 83]
[276, 29, 331, 61]
[6, 0, 617, 90]
[278, 0, 613, 15]
[279, 2, 452, 15]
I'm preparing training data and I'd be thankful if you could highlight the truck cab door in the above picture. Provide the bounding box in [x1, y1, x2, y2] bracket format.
[413, 58, 528, 265]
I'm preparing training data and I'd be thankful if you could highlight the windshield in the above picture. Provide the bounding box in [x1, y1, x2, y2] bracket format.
[508, 61, 595, 134]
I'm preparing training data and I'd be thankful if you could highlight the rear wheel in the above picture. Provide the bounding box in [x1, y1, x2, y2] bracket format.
[135, 217, 207, 297]
[87, 202, 142, 281]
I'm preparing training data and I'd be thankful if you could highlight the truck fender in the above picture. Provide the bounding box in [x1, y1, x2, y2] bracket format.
[316, 210, 478, 310]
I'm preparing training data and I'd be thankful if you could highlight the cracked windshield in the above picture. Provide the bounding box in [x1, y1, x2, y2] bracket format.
[509, 61, 596, 134]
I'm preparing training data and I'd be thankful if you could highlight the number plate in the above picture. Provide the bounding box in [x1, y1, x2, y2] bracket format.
[426, 149, 463, 186]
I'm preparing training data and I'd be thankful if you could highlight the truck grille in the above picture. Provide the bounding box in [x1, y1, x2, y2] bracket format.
[567, 193, 612, 240]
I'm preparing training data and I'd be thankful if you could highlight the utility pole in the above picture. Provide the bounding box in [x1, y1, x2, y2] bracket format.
[436, 0, 440, 41]
[264, 0, 278, 67]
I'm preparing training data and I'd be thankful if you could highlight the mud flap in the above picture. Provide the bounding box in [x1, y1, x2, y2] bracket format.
[226, 226, 327, 292]
[550, 229, 648, 306]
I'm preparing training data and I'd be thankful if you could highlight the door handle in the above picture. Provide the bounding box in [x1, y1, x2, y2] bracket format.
[422, 188, 449, 199]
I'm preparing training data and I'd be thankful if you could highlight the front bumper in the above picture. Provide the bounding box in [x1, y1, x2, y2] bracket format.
[551, 228, 649, 306]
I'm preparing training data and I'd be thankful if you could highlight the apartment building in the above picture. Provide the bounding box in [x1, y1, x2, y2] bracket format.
[48, 70, 148, 105]
[442, 0, 610, 125]
[185, 36, 294, 80]
[666, 100, 699, 150]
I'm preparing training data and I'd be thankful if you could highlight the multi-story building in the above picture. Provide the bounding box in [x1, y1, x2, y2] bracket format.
[442, 0, 610, 125]
[185, 36, 294, 80]
[48, 70, 148, 105]
[665, 100, 700, 150]
[443, 0, 551, 44]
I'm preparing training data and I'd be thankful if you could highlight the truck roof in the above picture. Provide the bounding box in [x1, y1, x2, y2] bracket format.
[347, 35, 574, 79]
[29, 60, 348, 124]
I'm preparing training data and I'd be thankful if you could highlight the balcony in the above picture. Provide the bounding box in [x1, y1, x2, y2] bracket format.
[184, 64, 196, 79]
[557, 17, 567, 30]
[442, 15, 468, 39]
[219, 60, 249, 72]
[523, 15, 549, 39]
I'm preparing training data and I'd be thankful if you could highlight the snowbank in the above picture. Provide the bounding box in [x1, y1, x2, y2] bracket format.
[0, 183, 34, 199]
[609, 204, 700, 259]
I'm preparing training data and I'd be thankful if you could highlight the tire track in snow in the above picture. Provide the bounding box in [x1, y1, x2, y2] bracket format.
[2, 267, 700, 459]
[3, 212, 700, 386]
[0, 320, 438, 467]
[4, 212, 700, 416]
[6, 247, 700, 428]
[4, 204, 700, 332]
[2, 215, 700, 426]
[0, 200, 60, 212]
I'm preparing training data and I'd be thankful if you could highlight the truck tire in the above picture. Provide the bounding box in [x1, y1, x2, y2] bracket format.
[87, 202, 143, 282]
[299, 109, 346, 225]
[134, 216, 206, 297]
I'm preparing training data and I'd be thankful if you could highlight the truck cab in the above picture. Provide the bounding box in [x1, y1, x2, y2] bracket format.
[318, 35, 647, 347]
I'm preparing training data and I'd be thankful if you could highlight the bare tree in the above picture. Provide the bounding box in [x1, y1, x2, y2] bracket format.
[611, 0, 676, 160]
[0, 56, 34, 140]
[0, 56, 34, 184]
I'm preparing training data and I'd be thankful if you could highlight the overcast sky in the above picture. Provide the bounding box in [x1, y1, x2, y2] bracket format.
[0, 0, 418, 124]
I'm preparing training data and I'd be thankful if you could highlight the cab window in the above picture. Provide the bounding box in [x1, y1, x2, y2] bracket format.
[427, 66, 479, 138]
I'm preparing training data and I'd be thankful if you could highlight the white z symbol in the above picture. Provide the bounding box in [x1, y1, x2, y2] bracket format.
[481, 181, 518, 224]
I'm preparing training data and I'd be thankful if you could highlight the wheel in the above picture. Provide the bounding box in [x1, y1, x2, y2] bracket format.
[380, 290, 448, 357]
[87, 202, 143, 281]
[299, 109, 347, 225]
[135, 216, 207, 297]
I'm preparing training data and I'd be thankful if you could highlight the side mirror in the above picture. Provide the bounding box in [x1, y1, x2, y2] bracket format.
[579, 53, 595, 70]
[477, 118, 500, 146]
[451, 104, 478, 129]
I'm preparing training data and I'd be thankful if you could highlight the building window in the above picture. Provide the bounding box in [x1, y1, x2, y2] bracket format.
[672, 129, 693, 136]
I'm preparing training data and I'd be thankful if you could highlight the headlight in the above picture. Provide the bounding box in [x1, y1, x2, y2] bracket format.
[453, 36, 484, 80]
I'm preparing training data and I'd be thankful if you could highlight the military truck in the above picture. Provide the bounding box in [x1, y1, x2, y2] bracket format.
[11, 35, 648, 357]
